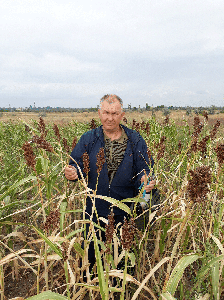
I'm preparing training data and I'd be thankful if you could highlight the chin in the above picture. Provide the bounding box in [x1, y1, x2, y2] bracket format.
[105, 125, 115, 130]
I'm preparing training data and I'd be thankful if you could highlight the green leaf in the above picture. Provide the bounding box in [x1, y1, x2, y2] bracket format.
[73, 242, 84, 257]
[41, 157, 49, 175]
[127, 252, 136, 267]
[26, 290, 67, 300]
[98, 195, 131, 215]
[0, 175, 36, 202]
[35, 157, 43, 175]
[66, 228, 84, 239]
[161, 292, 177, 300]
[98, 239, 106, 251]
[166, 254, 199, 295]
[92, 226, 107, 300]
[211, 261, 219, 300]
[60, 201, 67, 232]
[32, 226, 63, 259]
[195, 255, 224, 289]
[0, 199, 36, 211]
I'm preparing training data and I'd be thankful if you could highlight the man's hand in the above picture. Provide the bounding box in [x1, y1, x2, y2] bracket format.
[64, 165, 78, 181]
[141, 175, 156, 193]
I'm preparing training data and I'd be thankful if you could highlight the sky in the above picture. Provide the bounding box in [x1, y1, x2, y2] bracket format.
[0, 0, 223, 108]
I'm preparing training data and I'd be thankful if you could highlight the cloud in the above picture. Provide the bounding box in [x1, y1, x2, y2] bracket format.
[1, 52, 105, 74]
[0, 0, 223, 107]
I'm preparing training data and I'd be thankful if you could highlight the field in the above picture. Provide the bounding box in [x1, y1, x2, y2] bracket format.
[0, 111, 224, 300]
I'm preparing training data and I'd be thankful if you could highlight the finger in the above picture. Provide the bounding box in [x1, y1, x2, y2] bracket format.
[141, 175, 146, 183]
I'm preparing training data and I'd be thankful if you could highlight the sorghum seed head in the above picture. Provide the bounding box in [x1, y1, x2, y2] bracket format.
[187, 165, 211, 202]
[215, 143, 224, 165]
[192, 116, 203, 139]
[190, 138, 198, 153]
[22, 142, 36, 170]
[164, 115, 169, 125]
[72, 136, 77, 150]
[38, 117, 46, 135]
[96, 148, 105, 174]
[135, 122, 140, 132]
[198, 136, 210, 158]
[25, 124, 31, 133]
[123, 117, 127, 124]
[121, 217, 136, 251]
[210, 120, 220, 140]
[32, 135, 54, 152]
[141, 121, 145, 130]
[53, 124, 61, 141]
[82, 151, 90, 175]
[105, 211, 115, 252]
[62, 138, 70, 154]
[132, 119, 136, 130]
[145, 122, 150, 134]
[202, 111, 208, 121]
[90, 119, 97, 129]
[44, 209, 60, 233]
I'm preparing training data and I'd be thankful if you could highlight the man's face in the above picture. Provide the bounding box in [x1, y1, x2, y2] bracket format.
[98, 99, 125, 132]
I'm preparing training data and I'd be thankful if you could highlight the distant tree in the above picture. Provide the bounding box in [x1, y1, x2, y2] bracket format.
[146, 103, 150, 111]
[163, 108, 171, 116]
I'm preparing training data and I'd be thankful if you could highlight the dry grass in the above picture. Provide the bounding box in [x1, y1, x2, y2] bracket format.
[2, 111, 224, 128]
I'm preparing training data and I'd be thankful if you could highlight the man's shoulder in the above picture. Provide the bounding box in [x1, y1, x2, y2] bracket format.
[121, 125, 143, 144]
[80, 126, 103, 142]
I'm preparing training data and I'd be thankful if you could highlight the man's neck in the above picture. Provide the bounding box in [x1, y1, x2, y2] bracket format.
[103, 126, 122, 141]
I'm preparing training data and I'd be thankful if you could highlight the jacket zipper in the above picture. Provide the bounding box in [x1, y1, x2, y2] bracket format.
[109, 184, 111, 197]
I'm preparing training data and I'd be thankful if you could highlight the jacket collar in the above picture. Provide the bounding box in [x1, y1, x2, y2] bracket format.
[96, 124, 139, 144]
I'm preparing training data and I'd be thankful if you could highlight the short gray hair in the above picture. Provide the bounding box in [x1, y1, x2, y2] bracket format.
[100, 94, 123, 107]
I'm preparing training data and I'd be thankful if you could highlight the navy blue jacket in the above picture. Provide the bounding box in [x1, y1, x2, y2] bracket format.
[69, 125, 154, 217]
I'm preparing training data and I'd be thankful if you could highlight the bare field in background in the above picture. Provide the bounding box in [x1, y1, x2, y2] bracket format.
[1, 110, 224, 127]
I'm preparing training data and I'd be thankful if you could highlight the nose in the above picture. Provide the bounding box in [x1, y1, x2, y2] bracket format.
[107, 113, 114, 121]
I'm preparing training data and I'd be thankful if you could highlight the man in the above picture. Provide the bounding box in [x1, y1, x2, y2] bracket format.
[64, 94, 155, 269]
[65, 94, 155, 208]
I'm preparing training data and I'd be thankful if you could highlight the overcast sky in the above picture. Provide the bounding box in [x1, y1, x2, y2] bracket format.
[0, 0, 223, 108]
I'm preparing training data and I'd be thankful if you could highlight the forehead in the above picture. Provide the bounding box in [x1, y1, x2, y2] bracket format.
[100, 99, 122, 111]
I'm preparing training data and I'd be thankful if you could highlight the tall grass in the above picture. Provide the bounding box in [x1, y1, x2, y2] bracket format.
[0, 114, 223, 299]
